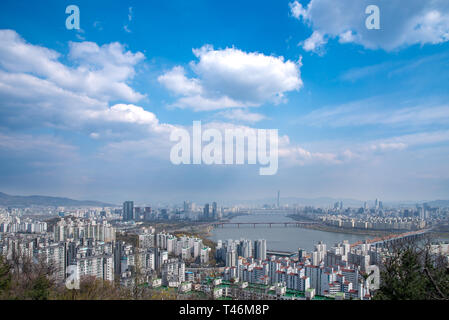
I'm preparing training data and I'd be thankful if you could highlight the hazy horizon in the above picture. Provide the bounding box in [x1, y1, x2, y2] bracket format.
[1, 190, 447, 208]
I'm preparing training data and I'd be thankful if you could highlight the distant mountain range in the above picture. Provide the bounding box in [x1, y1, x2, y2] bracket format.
[0, 192, 115, 207]
[1, 191, 448, 209]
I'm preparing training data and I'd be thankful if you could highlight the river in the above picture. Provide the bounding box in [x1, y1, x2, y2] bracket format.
[209, 213, 371, 252]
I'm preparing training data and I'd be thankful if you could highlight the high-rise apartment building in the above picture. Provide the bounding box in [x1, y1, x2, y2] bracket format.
[254, 239, 267, 261]
[203, 203, 210, 219]
[277, 191, 280, 208]
[123, 201, 134, 221]
[212, 202, 217, 219]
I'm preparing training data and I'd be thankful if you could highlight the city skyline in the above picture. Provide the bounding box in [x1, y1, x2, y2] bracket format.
[1, 189, 448, 208]
[1, 1, 449, 204]
[2, 200, 444, 300]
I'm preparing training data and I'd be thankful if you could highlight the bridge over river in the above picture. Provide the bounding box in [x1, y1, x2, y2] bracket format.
[212, 221, 319, 228]
[350, 228, 431, 248]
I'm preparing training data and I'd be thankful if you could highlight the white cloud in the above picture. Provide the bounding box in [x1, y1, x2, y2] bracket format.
[340, 62, 391, 81]
[289, 1, 308, 20]
[0, 132, 77, 155]
[217, 109, 268, 123]
[159, 45, 303, 111]
[0, 29, 174, 144]
[84, 104, 176, 137]
[290, 0, 449, 51]
[4, 29, 446, 183]
[301, 31, 327, 53]
[298, 100, 449, 128]
[0, 29, 301, 165]
[158, 66, 203, 96]
[0, 68, 174, 139]
[370, 142, 408, 152]
[0, 70, 107, 128]
[175, 95, 250, 112]
[85, 104, 156, 125]
[124, 7, 133, 33]
[128, 7, 133, 21]
[75, 33, 86, 41]
[90, 132, 100, 139]
[376, 130, 449, 148]
[0, 132, 80, 170]
[279, 145, 341, 166]
[93, 21, 103, 31]
[279, 128, 449, 169]
[0, 30, 145, 102]
[338, 30, 356, 44]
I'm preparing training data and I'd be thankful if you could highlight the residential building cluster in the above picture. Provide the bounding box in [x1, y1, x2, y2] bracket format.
[53, 217, 116, 242]
[0, 216, 47, 234]
[215, 239, 380, 300]
[321, 216, 427, 231]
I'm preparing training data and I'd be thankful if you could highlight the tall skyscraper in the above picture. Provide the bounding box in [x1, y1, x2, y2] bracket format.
[226, 250, 237, 267]
[123, 201, 134, 221]
[144, 207, 152, 221]
[113, 241, 124, 276]
[203, 203, 210, 219]
[183, 201, 192, 212]
[298, 248, 306, 259]
[254, 239, 267, 261]
[238, 239, 252, 258]
[212, 202, 217, 219]
[277, 191, 280, 208]
[135, 207, 142, 221]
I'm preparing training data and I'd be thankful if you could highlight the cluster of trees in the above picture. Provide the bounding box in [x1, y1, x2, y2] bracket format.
[374, 238, 449, 300]
[0, 254, 57, 300]
[0, 254, 179, 300]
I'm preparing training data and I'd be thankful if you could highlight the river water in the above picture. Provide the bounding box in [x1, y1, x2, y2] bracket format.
[209, 213, 371, 252]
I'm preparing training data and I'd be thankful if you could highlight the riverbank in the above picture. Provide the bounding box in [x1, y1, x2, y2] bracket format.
[287, 214, 396, 237]
[428, 231, 449, 240]
[170, 213, 249, 237]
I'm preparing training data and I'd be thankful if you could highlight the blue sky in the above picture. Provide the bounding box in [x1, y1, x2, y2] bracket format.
[0, 0, 449, 204]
